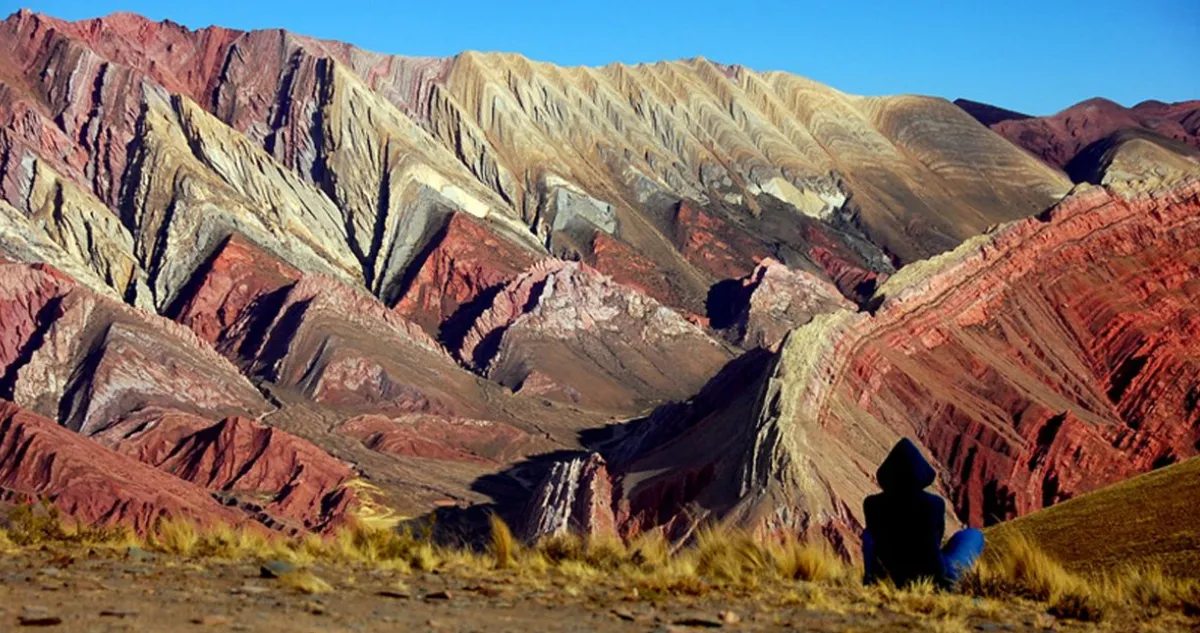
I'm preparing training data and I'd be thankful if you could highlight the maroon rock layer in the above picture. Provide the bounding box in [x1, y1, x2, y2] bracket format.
[957, 97, 1200, 172]
[100, 413, 355, 531]
[0, 400, 242, 532]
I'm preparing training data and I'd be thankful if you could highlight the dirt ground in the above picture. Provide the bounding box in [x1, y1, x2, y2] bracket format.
[0, 549, 1192, 633]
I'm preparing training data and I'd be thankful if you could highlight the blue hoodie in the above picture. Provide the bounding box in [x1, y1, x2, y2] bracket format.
[863, 438, 948, 586]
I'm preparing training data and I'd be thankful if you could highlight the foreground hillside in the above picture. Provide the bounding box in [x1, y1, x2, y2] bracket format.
[0, 7, 1197, 555]
[990, 457, 1200, 577]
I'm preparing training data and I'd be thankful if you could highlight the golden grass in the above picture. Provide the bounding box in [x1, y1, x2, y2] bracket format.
[1, 504, 1197, 624]
[961, 531, 1200, 622]
[488, 514, 515, 569]
[988, 458, 1200, 577]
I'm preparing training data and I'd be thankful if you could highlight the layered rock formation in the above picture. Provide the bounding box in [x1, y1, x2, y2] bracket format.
[719, 258, 857, 350]
[0, 401, 243, 531]
[520, 179, 1200, 548]
[99, 413, 355, 531]
[0, 9, 1196, 546]
[461, 260, 734, 409]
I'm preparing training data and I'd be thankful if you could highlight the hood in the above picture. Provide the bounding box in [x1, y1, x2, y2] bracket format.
[876, 438, 936, 492]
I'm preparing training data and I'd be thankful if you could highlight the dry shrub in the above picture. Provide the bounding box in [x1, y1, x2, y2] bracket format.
[628, 531, 670, 570]
[532, 532, 630, 572]
[960, 532, 1082, 603]
[1049, 589, 1105, 622]
[535, 533, 586, 564]
[694, 528, 770, 584]
[4, 503, 131, 548]
[148, 517, 202, 556]
[488, 514, 515, 569]
[772, 539, 849, 583]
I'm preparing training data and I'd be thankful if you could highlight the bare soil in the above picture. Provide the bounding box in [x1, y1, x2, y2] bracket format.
[3, 549, 1193, 633]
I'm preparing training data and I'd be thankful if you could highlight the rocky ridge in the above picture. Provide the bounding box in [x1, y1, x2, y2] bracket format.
[0, 9, 1196, 549]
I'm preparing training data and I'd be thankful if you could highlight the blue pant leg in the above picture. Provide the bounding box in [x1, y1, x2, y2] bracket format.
[942, 528, 984, 583]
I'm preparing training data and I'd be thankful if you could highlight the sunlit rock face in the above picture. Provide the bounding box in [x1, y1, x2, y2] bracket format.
[558, 182, 1200, 548]
[0, 9, 1196, 544]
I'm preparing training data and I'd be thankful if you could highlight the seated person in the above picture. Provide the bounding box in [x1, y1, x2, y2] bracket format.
[862, 438, 984, 588]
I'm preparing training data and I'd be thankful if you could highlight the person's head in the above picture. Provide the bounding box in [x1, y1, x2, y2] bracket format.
[876, 438, 936, 493]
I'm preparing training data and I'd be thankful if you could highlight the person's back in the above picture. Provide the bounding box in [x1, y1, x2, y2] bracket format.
[862, 439, 983, 588]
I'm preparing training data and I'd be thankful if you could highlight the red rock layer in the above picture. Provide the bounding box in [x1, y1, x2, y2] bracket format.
[170, 234, 302, 353]
[670, 201, 770, 281]
[0, 400, 241, 532]
[792, 181, 1200, 526]
[102, 414, 355, 532]
[392, 213, 535, 336]
[543, 181, 1200, 546]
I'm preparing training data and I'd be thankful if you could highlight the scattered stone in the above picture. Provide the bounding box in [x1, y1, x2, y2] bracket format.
[17, 615, 62, 627]
[377, 589, 412, 599]
[424, 590, 453, 601]
[259, 560, 296, 579]
[125, 546, 154, 561]
[719, 611, 740, 625]
[192, 615, 233, 626]
[672, 614, 725, 628]
[612, 608, 636, 621]
[231, 584, 270, 596]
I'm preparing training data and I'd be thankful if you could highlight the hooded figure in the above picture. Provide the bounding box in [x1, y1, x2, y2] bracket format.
[862, 438, 983, 588]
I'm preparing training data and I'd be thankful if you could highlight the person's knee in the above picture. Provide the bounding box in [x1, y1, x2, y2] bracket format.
[959, 528, 984, 554]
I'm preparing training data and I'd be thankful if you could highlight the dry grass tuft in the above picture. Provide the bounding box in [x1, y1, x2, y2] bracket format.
[488, 515, 515, 569]
[3, 503, 133, 549]
[962, 531, 1200, 622]
[961, 532, 1080, 603]
[149, 518, 202, 556]
[773, 539, 849, 583]
[278, 570, 333, 594]
[4, 503, 1199, 626]
[1048, 589, 1105, 622]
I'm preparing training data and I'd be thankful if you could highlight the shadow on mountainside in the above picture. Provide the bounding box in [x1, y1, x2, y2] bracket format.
[414, 349, 777, 547]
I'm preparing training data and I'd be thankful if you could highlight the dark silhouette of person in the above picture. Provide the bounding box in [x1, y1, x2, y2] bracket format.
[862, 438, 984, 588]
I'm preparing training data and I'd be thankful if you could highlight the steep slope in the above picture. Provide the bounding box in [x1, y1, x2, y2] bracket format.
[0, 9, 1073, 331]
[461, 260, 735, 409]
[98, 413, 355, 532]
[0, 9, 1194, 545]
[989, 457, 1200, 578]
[521, 179, 1200, 548]
[1065, 129, 1200, 187]
[0, 261, 271, 433]
[0, 400, 243, 531]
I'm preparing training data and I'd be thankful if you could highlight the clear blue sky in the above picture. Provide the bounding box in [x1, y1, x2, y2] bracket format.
[10, 0, 1198, 115]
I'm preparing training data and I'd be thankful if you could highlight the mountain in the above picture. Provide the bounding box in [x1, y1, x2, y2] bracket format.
[957, 97, 1200, 175]
[0, 9, 1196, 546]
